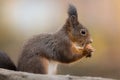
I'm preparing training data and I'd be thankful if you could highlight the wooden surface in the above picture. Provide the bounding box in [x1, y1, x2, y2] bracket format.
[0, 68, 116, 80]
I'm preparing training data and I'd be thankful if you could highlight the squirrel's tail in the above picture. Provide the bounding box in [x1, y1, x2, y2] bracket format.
[0, 51, 16, 70]
[68, 4, 78, 18]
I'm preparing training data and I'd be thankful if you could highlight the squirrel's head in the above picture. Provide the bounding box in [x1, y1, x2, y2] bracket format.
[65, 4, 93, 49]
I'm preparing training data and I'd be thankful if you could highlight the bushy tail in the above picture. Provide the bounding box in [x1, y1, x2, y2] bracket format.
[0, 51, 16, 70]
[68, 4, 78, 18]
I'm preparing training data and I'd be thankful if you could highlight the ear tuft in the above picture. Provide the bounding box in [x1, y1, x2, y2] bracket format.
[65, 4, 78, 28]
[68, 4, 78, 18]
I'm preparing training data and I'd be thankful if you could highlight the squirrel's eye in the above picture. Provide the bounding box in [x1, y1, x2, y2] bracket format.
[80, 29, 87, 36]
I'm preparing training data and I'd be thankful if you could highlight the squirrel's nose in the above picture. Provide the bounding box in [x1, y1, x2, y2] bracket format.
[88, 38, 93, 44]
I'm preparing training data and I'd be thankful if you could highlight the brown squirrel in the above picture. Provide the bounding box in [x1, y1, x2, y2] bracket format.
[0, 4, 94, 74]
[17, 4, 94, 74]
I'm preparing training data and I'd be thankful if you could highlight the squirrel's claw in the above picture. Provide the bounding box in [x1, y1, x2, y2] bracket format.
[83, 44, 95, 58]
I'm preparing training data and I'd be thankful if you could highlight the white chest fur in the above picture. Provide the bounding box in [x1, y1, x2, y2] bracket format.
[48, 61, 58, 75]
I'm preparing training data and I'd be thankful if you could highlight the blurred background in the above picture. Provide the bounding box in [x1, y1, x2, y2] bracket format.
[0, 0, 120, 79]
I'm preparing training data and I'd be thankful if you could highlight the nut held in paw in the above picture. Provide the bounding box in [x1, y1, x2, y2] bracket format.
[85, 44, 95, 58]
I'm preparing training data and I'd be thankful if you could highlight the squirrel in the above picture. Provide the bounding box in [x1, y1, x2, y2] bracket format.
[0, 4, 94, 74]
[17, 4, 94, 74]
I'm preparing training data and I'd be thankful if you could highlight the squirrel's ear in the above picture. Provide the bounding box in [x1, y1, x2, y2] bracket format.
[66, 15, 78, 28]
[66, 4, 78, 27]
[69, 15, 78, 25]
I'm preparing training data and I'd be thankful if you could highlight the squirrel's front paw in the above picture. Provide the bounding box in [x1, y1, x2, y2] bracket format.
[83, 44, 95, 58]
